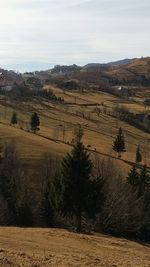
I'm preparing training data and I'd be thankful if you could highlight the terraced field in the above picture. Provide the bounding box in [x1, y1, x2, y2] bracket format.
[0, 87, 149, 171]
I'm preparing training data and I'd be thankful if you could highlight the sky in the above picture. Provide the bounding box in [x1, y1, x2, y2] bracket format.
[0, 0, 150, 72]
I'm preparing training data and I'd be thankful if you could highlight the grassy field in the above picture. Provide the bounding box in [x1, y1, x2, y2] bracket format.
[0, 87, 149, 172]
[0, 88, 150, 267]
[0, 227, 149, 267]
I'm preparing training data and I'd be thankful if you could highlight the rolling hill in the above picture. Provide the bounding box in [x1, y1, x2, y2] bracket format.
[0, 86, 149, 172]
[106, 57, 150, 84]
[0, 65, 150, 266]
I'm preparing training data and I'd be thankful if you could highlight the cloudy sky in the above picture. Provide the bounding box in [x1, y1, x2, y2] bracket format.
[0, 0, 150, 71]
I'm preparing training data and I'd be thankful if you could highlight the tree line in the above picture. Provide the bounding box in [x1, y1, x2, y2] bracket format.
[0, 82, 64, 102]
[0, 126, 150, 242]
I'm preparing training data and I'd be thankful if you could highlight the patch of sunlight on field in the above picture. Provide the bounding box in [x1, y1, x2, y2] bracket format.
[0, 227, 150, 267]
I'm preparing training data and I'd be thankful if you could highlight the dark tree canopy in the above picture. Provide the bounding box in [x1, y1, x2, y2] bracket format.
[127, 164, 139, 187]
[62, 138, 102, 231]
[0, 142, 32, 225]
[127, 164, 150, 200]
[113, 127, 126, 158]
[10, 112, 18, 126]
[135, 145, 142, 164]
[30, 112, 40, 133]
[138, 165, 150, 197]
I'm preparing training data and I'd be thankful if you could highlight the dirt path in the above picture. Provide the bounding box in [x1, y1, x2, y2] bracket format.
[0, 228, 150, 266]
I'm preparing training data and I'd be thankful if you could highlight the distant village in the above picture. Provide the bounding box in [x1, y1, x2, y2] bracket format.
[0, 66, 150, 109]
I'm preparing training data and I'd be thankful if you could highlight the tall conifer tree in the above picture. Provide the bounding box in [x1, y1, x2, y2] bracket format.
[127, 164, 139, 187]
[30, 112, 40, 133]
[11, 112, 18, 126]
[62, 130, 102, 231]
[113, 127, 126, 158]
[135, 145, 142, 164]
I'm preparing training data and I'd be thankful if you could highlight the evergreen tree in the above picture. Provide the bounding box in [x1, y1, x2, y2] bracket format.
[135, 145, 142, 164]
[113, 127, 126, 158]
[16, 192, 33, 227]
[30, 112, 40, 133]
[10, 112, 17, 126]
[62, 135, 102, 231]
[0, 143, 20, 224]
[40, 161, 62, 227]
[73, 124, 84, 144]
[138, 165, 150, 197]
[85, 176, 104, 219]
[0, 142, 33, 226]
[127, 164, 139, 187]
[41, 178, 59, 227]
[139, 166, 150, 242]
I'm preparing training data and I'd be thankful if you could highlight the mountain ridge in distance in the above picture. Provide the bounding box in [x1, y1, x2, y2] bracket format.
[83, 58, 135, 69]
[0, 57, 149, 73]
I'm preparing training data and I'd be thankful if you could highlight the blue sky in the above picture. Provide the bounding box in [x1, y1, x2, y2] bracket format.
[0, 0, 150, 71]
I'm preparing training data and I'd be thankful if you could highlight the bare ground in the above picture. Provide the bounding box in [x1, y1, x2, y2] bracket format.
[0, 228, 150, 266]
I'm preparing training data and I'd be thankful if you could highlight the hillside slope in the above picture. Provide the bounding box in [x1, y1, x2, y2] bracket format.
[106, 57, 150, 83]
[0, 87, 150, 170]
[0, 228, 149, 267]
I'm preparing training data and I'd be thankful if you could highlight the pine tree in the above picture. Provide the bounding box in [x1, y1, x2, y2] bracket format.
[73, 124, 84, 144]
[30, 112, 40, 133]
[0, 143, 20, 224]
[62, 134, 102, 231]
[16, 192, 33, 227]
[113, 127, 126, 158]
[135, 145, 142, 164]
[127, 164, 139, 187]
[10, 112, 17, 126]
[41, 177, 59, 227]
[139, 166, 150, 242]
[138, 165, 150, 197]
[40, 158, 62, 227]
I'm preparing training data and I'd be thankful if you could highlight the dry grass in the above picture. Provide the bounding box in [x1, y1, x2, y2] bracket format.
[0, 227, 149, 267]
[0, 87, 149, 172]
[106, 57, 150, 82]
[0, 123, 69, 164]
[0, 90, 150, 267]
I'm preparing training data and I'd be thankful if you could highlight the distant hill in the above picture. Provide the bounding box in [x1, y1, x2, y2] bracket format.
[108, 58, 135, 66]
[105, 57, 150, 85]
[83, 59, 134, 70]
[1, 57, 150, 87]
[1, 61, 54, 73]
[83, 63, 108, 69]
[71, 57, 150, 86]
[49, 59, 136, 73]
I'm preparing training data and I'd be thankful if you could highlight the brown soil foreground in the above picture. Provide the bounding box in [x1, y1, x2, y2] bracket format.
[0, 228, 150, 267]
